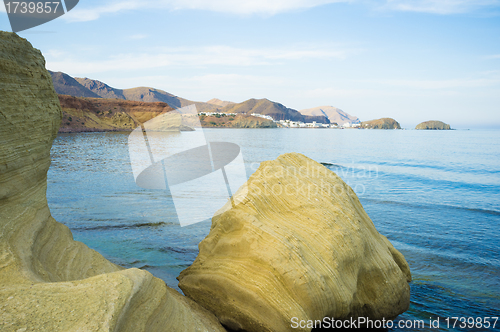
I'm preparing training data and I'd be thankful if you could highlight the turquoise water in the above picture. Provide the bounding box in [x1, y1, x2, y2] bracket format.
[47, 129, 500, 331]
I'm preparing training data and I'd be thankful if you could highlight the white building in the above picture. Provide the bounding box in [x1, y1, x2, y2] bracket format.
[199, 112, 236, 116]
[250, 113, 275, 121]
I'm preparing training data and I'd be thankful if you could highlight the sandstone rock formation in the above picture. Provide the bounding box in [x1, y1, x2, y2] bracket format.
[178, 153, 411, 332]
[0, 31, 225, 332]
[361, 117, 401, 129]
[415, 120, 451, 130]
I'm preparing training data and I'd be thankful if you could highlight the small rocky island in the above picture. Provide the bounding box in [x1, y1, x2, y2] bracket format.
[361, 117, 401, 129]
[415, 120, 451, 130]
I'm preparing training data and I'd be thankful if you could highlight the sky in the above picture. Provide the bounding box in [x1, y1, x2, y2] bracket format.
[1, 0, 500, 129]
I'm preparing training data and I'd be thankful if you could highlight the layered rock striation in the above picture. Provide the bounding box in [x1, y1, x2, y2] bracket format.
[178, 153, 411, 332]
[0, 31, 224, 332]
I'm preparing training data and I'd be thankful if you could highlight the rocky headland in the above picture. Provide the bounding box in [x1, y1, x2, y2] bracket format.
[1, 31, 411, 332]
[361, 118, 401, 129]
[415, 120, 451, 130]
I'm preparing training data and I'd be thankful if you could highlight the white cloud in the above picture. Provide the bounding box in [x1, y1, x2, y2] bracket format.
[303, 87, 468, 106]
[45, 44, 354, 74]
[362, 78, 500, 89]
[5, 0, 500, 22]
[303, 87, 415, 98]
[0, 3, 5, 12]
[100, 73, 290, 103]
[63, 0, 349, 22]
[484, 54, 500, 59]
[129, 34, 148, 40]
[179, 74, 291, 102]
[186, 73, 286, 86]
[382, 0, 500, 14]
[164, 0, 348, 15]
[64, 1, 139, 22]
[303, 76, 500, 99]
[60, 0, 500, 22]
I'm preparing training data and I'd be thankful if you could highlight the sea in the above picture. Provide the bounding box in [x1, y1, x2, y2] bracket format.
[46, 128, 500, 331]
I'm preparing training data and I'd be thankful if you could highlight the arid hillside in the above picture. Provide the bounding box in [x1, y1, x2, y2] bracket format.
[50, 71, 218, 113]
[199, 114, 277, 128]
[221, 98, 329, 123]
[58, 95, 173, 133]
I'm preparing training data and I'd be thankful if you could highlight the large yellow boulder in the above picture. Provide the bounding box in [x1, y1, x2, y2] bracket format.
[178, 152, 411, 332]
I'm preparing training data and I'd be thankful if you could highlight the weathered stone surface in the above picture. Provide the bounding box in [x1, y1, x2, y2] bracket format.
[0, 31, 225, 332]
[415, 120, 451, 130]
[178, 153, 411, 332]
[361, 117, 401, 129]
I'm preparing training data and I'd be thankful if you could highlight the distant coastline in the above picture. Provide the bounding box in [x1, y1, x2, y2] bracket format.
[52, 72, 452, 132]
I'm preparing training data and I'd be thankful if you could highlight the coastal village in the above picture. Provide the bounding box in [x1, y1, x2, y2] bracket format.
[199, 111, 361, 128]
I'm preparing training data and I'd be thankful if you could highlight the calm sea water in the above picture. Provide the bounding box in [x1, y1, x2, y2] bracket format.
[47, 129, 500, 331]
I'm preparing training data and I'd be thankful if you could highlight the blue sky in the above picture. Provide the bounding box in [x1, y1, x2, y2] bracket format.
[1, 0, 500, 128]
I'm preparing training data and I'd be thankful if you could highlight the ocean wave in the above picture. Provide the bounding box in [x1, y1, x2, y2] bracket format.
[72, 221, 174, 231]
[362, 198, 500, 216]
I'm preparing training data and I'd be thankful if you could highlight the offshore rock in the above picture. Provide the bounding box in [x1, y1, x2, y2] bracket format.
[415, 120, 451, 130]
[361, 117, 401, 129]
[0, 31, 225, 332]
[178, 153, 411, 332]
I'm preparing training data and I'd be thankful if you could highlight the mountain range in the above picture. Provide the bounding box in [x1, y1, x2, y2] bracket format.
[49, 71, 358, 125]
[299, 106, 360, 126]
[207, 98, 235, 107]
[49, 71, 216, 112]
[220, 98, 329, 123]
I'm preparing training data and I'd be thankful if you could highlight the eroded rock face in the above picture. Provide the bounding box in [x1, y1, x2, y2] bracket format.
[57, 94, 175, 133]
[178, 153, 411, 332]
[0, 31, 225, 332]
[415, 120, 451, 130]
